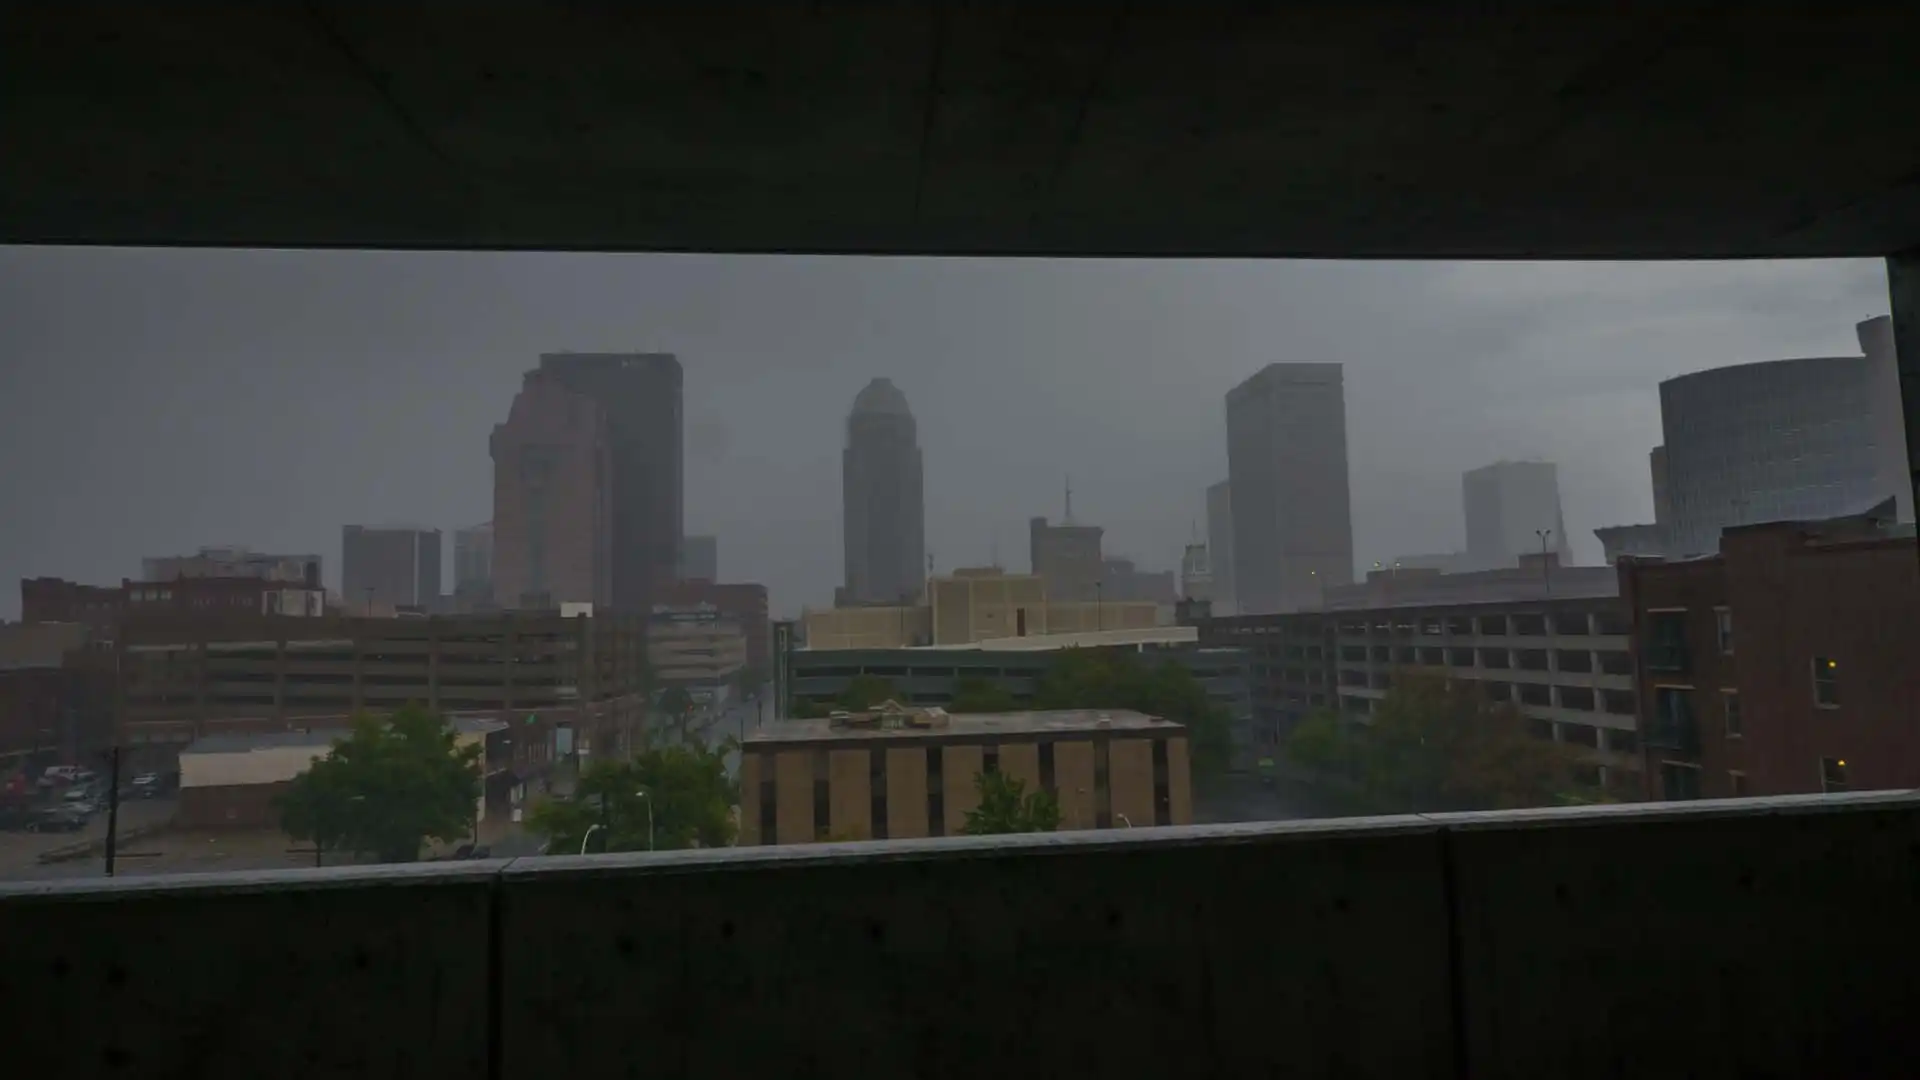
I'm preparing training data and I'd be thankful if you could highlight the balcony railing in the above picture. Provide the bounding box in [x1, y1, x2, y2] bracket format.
[4, 793, 1918, 1077]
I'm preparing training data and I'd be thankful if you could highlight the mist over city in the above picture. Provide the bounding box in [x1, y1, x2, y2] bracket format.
[0, 249, 1891, 617]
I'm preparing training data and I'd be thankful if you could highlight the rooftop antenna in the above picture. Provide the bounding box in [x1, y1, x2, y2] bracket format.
[1064, 476, 1075, 524]
[990, 536, 1001, 569]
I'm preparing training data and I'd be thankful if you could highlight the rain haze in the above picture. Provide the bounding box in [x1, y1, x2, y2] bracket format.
[0, 248, 1892, 618]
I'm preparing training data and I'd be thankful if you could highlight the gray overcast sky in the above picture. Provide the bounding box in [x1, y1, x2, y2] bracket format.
[0, 248, 1891, 619]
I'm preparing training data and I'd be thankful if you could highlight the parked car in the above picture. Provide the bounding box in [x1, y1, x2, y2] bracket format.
[29, 805, 89, 833]
[129, 772, 165, 798]
[38, 765, 95, 788]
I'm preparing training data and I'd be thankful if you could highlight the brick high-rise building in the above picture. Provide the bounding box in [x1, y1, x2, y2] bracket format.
[491, 370, 613, 610]
[535, 352, 683, 613]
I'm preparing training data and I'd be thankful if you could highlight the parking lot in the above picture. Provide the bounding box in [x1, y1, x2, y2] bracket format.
[0, 795, 179, 879]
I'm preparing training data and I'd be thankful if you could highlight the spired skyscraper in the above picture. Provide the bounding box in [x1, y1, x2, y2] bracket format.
[841, 378, 926, 607]
[1225, 363, 1354, 614]
[533, 352, 683, 613]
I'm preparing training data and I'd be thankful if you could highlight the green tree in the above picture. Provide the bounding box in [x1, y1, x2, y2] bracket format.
[948, 675, 1017, 714]
[963, 770, 1062, 834]
[838, 674, 899, 710]
[1285, 707, 1358, 780]
[278, 704, 482, 864]
[1329, 672, 1582, 813]
[528, 741, 739, 853]
[789, 697, 829, 719]
[1032, 648, 1235, 790]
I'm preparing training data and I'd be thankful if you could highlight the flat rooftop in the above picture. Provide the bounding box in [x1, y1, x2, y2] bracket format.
[753, 708, 1177, 745]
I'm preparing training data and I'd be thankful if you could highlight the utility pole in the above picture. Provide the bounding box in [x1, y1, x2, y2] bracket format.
[103, 745, 120, 877]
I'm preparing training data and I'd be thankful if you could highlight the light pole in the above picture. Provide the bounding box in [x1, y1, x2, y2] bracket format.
[636, 790, 654, 851]
[579, 823, 604, 855]
[1116, 812, 1133, 828]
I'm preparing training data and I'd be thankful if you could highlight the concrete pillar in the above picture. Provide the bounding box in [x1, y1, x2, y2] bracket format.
[1886, 254, 1920, 552]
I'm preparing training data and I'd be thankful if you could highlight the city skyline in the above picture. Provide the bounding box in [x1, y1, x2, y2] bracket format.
[0, 248, 1895, 620]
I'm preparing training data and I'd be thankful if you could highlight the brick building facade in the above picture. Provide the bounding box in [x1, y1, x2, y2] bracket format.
[1620, 511, 1920, 801]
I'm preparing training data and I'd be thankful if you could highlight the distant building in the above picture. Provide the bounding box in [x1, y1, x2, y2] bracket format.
[1594, 524, 1668, 566]
[1649, 446, 1672, 527]
[143, 547, 322, 588]
[842, 378, 926, 607]
[20, 576, 325, 629]
[1226, 363, 1354, 613]
[804, 569, 1161, 650]
[655, 580, 770, 675]
[1180, 542, 1212, 603]
[1204, 565, 1640, 797]
[1206, 480, 1235, 615]
[1620, 501, 1918, 802]
[536, 352, 684, 613]
[1029, 514, 1104, 602]
[739, 706, 1192, 844]
[1659, 319, 1909, 557]
[113, 609, 649, 771]
[1100, 557, 1177, 605]
[678, 534, 719, 582]
[1463, 460, 1572, 570]
[647, 605, 747, 713]
[1390, 552, 1472, 574]
[341, 525, 442, 616]
[19, 577, 121, 630]
[492, 369, 613, 610]
[452, 523, 494, 612]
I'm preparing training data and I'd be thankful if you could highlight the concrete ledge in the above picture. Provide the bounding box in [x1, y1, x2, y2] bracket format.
[4, 796, 1918, 1078]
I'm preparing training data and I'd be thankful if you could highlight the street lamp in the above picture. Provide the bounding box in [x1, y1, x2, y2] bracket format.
[579, 823, 604, 856]
[636, 790, 654, 851]
[1116, 812, 1134, 828]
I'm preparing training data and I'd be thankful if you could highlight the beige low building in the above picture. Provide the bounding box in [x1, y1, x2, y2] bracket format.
[647, 616, 747, 686]
[739, 704, 1191, 845]
[803, 568, 1161, 650]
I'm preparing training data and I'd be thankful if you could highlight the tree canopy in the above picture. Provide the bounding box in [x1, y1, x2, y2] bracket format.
[1285, 672, 1585, 813]
[947, 675, 1018, 714]
[1032, 648, 1234, 789]
[963, 769, 1061, 835]
[527, 741, 739, 853]
[278, 704, 482, 863]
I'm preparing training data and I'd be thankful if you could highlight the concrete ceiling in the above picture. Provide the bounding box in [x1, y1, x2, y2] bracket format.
[6, 4, 1920, 258]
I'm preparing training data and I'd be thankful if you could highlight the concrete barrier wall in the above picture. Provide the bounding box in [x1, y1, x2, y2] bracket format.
[4, 793, 1917, 1079]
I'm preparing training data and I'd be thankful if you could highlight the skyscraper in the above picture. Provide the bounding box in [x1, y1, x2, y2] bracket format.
[1649, 446, 1672, 527]
[1205, 480, 1235, 615]
[1029, 516, 1104, 602]
[491, 370, 613, 610]
[841, 378, 925, 606]
[342, 525, 442, 614]
[452, 523, 494, 612]
[535, 352, 683, 612]
[1462, 460, 1573, 570]
[1225, 363, 1353, 613]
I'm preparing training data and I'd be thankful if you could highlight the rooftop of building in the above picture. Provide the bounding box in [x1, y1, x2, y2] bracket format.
[182, 716, 509, 756]
[921, 625, 1199, 651]
[754, 706, 1175, 744]
[851, 377, 912, 418]
[1321, 560, 1618, 612]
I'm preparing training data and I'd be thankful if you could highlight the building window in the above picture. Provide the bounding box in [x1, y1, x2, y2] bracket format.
[1151, 738, 1171, 827]
[1093, 739, 1111, 829]
[926, 746, 945, 837]
[1812, 658, 1840, 708]
[1723, 690, 1742, 737]
[982, 745, 999, 774]
[757, 753, 777, 845]
[1729, 770, 1748, 797]
[812, 750, 831, 841]
[869, 748, 888, 840]
[1714, 609, 1733, 655]
[1038, 741, 1056, 794]
[1820, 757, 1849, 794]
[1660, 762, 1702, 801]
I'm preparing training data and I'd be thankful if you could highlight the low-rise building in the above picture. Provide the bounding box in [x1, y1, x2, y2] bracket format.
[1204, 558, 1642, 796]
[113, 608, 647, 771]
[1618, 505, 1919, 801]
[647, 605, 748, 713]
[740, 705, 1190, 844]
[804, 568, 1160, 650]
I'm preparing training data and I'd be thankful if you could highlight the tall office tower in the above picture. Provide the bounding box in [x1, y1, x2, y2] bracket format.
[1649, 446, 1672, 527]
[1205, 480, 1235, 615]
[679, 534, 719, 582]
[841, 378, 926, 606]
[535, 352, 683, 612]
[1462, 460, 1573, 570]
[1661, 328, 1910, 557]
[1225, 363, 1354, 613]
[342, 525, 442, 614]
[1029, 482, 1104, 602]
[491, 371, 613, 610]
[452, 523, 494, 612]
